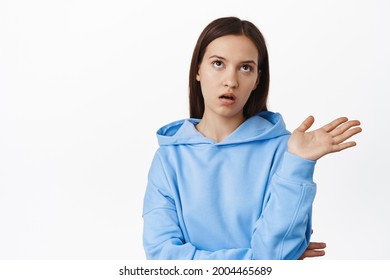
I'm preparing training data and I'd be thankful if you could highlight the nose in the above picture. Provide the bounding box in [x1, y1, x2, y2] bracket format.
[223, 68, 238, 89]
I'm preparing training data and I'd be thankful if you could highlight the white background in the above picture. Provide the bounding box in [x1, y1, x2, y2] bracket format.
[0, 0, 389, 260]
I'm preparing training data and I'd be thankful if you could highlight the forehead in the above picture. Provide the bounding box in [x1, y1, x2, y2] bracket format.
[204, 35, 258, 61]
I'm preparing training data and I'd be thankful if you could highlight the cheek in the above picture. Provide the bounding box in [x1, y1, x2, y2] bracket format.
[240, 92, 252, 105]
[200, 72, 218, 90]
[202, 67, 217, 80]
[246, 76, 259, 92]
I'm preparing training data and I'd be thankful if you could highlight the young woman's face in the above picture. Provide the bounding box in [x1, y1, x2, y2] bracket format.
[196, 35, 259, 120]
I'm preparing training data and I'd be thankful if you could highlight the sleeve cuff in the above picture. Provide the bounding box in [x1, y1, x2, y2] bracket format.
[278, 152, 316, 183]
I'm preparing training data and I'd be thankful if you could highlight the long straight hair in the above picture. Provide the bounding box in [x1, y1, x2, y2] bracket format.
[189, 17, 270, 119]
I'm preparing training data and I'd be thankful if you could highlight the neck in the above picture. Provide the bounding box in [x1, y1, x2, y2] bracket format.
[196, 111, 245, 143]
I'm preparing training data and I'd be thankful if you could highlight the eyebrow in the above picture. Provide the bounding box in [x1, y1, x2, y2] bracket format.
[208, 55, 257, 65]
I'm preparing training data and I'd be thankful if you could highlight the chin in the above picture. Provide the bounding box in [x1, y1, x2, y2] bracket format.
[217, 109, 245, 120]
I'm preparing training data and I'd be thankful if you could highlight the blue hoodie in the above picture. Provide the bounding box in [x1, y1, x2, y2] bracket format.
[143, 111, 316, 260]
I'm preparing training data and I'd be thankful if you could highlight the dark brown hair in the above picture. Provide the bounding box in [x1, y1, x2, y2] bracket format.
[189, 17, 270, 119]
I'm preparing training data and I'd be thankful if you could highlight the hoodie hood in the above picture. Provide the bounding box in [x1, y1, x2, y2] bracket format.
[156, 111, 290, 146]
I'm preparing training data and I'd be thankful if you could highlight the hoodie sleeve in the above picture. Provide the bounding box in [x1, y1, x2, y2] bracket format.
[250, 151, 317, 260]
[143, 151, 253, 260]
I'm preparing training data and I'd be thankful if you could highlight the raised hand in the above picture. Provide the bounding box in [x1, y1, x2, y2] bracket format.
[288, 116, 362, 161]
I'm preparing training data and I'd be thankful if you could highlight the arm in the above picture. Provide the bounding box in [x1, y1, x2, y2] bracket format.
[251, 151, 317, 259]
[143, 182, 253, 259]
[143, 152, 253, 260]
[143, 202, 252, 259]
[252, 116, 361, 259]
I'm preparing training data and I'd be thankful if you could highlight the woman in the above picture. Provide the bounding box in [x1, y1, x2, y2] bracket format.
[142, 17, 361, 259]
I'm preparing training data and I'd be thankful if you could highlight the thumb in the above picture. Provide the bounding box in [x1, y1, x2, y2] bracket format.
[295, 115, 315, 133]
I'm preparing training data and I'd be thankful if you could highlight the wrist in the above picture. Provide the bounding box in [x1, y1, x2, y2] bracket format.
[278, 152, 316, 183]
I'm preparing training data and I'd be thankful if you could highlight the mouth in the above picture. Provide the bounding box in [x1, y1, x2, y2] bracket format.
[218, 93, 236, 101]
[218, 93, 236, 105]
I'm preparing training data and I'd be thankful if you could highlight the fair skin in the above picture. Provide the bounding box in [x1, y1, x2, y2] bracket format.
[196, 35, 259, 142]
[196, 34, 362, 259]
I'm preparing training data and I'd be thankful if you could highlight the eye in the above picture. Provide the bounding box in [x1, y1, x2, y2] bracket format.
[212, 60, 224, 69]
[241, 64, 253, 72]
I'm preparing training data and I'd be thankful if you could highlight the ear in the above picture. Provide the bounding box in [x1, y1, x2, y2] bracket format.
[196, 68, 201, 81]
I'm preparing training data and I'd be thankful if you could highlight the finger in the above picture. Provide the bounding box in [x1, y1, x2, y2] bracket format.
[295, 115, 315, 133]
[330, 120, 361, 137]
[306, 242, 327, 250]
[333, 127, 362, 145]
[299, 249, 326, 259]
[332, 141, 357, 153]
[322, 117, 348, 133]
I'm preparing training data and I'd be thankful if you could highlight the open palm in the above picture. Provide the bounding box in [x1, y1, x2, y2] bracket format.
[288, 116, 362, 161]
